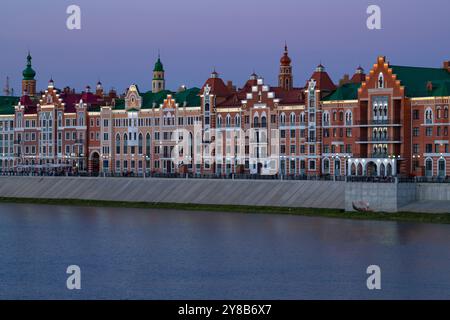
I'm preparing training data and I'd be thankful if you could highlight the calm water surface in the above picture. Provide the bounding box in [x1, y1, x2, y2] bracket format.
[0, 203, 449, 299]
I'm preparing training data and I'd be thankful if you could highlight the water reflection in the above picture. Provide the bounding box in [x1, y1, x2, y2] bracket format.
[0, 203, 449, 299]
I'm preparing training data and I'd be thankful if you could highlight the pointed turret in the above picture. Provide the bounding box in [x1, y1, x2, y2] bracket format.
[278, 43, 293, 90]
[22, 52, 37, 96]
[152, 53, 165, 93]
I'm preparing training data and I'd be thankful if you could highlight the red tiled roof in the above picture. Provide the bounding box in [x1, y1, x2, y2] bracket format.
[200, 77, 232, 97]
[351, 72, 366, 84]
[61, 93, 82, 113]
[270, 87, 305, 105]
[308, 70, 336, 91]
[217, 93, 241, 107]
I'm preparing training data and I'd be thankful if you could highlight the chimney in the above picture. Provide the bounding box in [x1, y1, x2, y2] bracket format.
[339, 74, 350, 86]
[226, 80, 236, 92]
[444, 61, 450, 72]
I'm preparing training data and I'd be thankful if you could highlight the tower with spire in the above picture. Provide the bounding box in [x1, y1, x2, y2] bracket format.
[22, 52, 36, 96]
[3, 76, 10, 96]
[279, 43, 293, 91]
[152, 53, 165, 93]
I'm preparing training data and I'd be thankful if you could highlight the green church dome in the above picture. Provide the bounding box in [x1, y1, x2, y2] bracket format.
[153, 56, 164, 72]
[22, 53, 36, 80]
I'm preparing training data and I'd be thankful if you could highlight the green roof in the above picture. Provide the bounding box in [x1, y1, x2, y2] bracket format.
[390, 65, 450, 97]
[322, 82, 361, 101]
[112, 87, 200, 111]
[22, 53, 36, 80]
[429, 80, 450, 97]
[0, 96, 19, 115]
[174, 87, 201, 107]
[153, 57, 164, 72]
[140, 88, 200, 109]
[141, 90, 173, 108]
[113, 98, 125, 110]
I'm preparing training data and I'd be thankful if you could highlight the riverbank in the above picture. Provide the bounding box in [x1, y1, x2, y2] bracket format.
[1, 196, 450, 224]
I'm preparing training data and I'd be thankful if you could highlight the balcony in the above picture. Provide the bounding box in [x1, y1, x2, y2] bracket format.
[358, 136, 402, 142]
[368, 152, 390, 159]
[355, 119, 401, 126]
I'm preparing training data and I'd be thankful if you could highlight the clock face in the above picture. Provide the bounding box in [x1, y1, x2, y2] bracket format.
[204, 85, 211, 95]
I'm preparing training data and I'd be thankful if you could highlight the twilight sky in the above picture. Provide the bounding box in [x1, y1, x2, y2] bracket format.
[1, 0, 449, 95]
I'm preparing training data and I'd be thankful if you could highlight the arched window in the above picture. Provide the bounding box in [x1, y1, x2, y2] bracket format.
[261, 115, 267, 128]
[425, 108, 433, 124]
[235, 115, 241, 127]
[444, 106, 449, 119]
[300, 112, 305, 124]
[378, 72, 384, 88]
[116, 134, 121, 154]
[345, 110, 352, 125]
[323, 112, 330, 126]
[425, 158, 433, 177]
[146, 133, 151, 156]
[323, 158, 330, 174]
[253, 115, 259, 127]
[437, 107, 441, 119]
[290, 113, 296, 124]
[438, 158, 446, 177]
[123, 133, 128, 154]
[280, 113, 286, 124]
[138, 133, 143, 154]
[204, 103, 210, 112]
[226, 114, 231, 127]
[334, 158, 341, 176]
[217, 115, 222, 128]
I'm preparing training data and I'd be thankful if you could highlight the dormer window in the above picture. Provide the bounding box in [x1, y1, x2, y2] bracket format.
[378, 72, 384, 88]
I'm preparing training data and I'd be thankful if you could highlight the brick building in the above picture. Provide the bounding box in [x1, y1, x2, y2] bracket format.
[0, 49, 449, 177]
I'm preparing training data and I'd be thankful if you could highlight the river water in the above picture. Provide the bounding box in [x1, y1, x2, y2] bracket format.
[0, 203, 449, 299]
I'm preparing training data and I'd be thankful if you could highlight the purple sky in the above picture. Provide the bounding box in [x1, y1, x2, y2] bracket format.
[1, 0, 449, 94]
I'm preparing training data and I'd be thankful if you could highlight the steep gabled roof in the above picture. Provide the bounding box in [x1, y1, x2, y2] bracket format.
[0, 96, 19, 115]
[390, 65, 450, 97]
[173, 87, 201, 107]
[141, 90, 172, 108]
[308, 70, 336, 92]
[322, 83, 361, 101]
[200, 77, 232, 97]
[429, 80, 450, 97]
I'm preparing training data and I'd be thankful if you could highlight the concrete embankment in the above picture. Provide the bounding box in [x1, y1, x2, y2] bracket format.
[345, 182, 450, 213]
[0, 176, 346, 209]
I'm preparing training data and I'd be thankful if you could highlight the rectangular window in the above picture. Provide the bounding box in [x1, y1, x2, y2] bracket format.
[346, 128, 352, 137]
[271, 115, 276, 123]
[290, 130, 295, 138]
[413, 109, 420, 120]
[413, 127, 420, 137]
